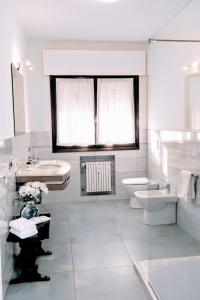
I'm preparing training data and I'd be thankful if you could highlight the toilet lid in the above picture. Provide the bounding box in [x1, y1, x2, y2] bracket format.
[122, 177, 149, 185]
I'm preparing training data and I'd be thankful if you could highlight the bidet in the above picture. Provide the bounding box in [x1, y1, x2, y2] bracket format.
[135, 190, 178, 225]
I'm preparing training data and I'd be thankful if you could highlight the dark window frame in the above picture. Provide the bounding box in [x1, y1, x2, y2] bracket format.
[50, 75, 139, 153]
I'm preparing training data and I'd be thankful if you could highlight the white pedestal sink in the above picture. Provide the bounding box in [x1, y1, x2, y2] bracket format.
[135, 190, 178, 225]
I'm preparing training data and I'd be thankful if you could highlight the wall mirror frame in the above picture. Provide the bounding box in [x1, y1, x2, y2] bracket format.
[11, 63, 26, 136]
[185, 74, 200, 130]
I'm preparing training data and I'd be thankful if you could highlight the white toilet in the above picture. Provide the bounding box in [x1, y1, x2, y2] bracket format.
[122, 177, 158, 208]
[135, 190, 178, 225]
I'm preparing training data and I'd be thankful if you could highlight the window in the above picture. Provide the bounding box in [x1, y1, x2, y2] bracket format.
[56, 78, 95, 146]
[50, 76, 139, 152]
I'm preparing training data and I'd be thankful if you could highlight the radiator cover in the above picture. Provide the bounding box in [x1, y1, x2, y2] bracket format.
[80, 155, 115, 196]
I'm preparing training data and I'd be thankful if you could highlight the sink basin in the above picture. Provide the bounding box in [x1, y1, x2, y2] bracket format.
[16, 160, 71, 190]
[37, 164, 62, 170]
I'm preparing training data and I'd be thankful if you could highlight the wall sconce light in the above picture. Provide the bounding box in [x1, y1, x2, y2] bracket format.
[16, 59, 33, 72]
[182, 61, 200, 73]
[191, 61, 199, 73]
[182, 65, 189, 71]
[0, 140, 6, 148]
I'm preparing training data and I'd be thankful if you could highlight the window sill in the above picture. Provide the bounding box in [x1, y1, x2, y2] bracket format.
[53, 143, 139, 153]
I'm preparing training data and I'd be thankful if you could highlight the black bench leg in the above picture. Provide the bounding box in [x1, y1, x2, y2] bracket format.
[10, 238, 50, 284]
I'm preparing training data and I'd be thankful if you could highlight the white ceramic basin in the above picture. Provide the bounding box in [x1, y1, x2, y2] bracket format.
[36, 163, 62, 170]
[135, 189, 178, 225]
[136, 189, 177, 201]
[135, 190, 178, 211]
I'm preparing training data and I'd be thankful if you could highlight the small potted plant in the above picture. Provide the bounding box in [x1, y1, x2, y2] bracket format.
[18, 182, 48, 219]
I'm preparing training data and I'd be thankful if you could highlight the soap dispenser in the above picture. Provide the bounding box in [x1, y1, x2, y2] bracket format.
[26, 147, 32, 168]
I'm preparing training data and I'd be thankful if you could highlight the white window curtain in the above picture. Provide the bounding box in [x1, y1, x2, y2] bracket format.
[56, 78, 95, 146]
[97, 78, 135, 145]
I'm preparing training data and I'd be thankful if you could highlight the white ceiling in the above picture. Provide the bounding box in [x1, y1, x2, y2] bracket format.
[9, 0, 193, 41]
[155, 0, 200, 40]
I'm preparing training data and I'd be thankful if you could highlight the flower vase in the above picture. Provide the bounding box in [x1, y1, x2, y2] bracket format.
[35, 191, 42, 204]
[20, 200, 39, 219]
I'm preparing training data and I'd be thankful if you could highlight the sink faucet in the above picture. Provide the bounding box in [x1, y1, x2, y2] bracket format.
[32, 150, 40, 163]
[159, 183, 171, 193]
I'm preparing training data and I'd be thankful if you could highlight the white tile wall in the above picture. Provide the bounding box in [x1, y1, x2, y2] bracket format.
[148, 129, 200, 242]
[0, 133, 31, 298]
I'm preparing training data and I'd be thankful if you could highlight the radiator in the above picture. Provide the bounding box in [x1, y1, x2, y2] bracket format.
[85, 161, 112, 193]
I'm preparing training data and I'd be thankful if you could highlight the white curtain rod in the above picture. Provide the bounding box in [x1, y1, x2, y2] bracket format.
[148, 39, 200, 44]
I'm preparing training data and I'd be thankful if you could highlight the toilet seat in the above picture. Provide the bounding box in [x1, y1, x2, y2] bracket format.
[122, 177, 149, 185]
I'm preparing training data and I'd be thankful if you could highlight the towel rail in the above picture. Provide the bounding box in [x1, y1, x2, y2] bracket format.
[192, 174, 199, 178]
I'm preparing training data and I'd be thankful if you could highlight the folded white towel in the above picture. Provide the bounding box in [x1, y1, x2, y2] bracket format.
[10, 226, 38, 239]
[29, 216, 51, 225]
[9, 217, 35, 231]
[12, 225, 37, 234]
[177, 170, 196, 202]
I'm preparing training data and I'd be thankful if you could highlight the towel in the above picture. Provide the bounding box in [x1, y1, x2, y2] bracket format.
[194, 176, 200, 204]
[9, 217, 34, 231]
[30, 216, 51, 225]
[190, 176, 196, 200]
[177, 170, 196, 202]
[10, 226, 38, 239]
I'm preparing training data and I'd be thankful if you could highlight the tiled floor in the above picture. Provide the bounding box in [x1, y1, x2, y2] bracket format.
[5, 199, 200, 300]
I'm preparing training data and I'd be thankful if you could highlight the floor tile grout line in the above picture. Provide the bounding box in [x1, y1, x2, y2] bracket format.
[71, 238, 120, 245]
[45, 205, 77, 298]
[111, 218, 136, 265]
[70, 217, 121, 245]
[111, 216, 153, 298]
[73, 264, 133, 273]
[68, 222, 78, 300]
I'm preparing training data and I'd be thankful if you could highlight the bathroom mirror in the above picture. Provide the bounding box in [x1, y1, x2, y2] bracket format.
[185, 74, 200, 130]
[11, 63, 26, 135]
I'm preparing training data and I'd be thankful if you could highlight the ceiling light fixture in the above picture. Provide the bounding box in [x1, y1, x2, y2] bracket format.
[99, 0, 119, 3]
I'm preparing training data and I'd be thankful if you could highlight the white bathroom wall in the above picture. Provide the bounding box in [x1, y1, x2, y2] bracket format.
[43, 49, 146, 75]
[148, 41, 200, 130]
[27, 41, 148, 202]
[148, 129, 200, 242]
[185, 75, 200, 129]
[0, 1, 29, 140]
[0, 2, 31, 297]
[27, 40, 147, 132]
